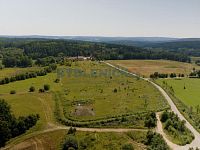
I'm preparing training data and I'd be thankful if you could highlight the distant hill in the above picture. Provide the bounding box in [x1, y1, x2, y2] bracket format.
[1, 35, 200, 56]
[149, 40, 200, 50]
[103, 38, 200, 48]
[0, 37, 190, 62]
[0, 35, 179, 42]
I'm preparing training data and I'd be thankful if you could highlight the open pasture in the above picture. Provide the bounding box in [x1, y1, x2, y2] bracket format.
[60, 61, 168, 120]
[0, 73, 61, 94]
[156, 78, 200, 108]
[0, 67, 41, 79]
[108, 60, 200, 77]
[0, 93, 55, 133]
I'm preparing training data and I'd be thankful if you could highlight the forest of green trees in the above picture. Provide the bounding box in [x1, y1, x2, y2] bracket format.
[0, 99, 39, 147]
[0, 38, 191, 68]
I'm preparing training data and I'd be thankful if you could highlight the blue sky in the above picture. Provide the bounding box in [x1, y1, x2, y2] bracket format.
[0, 0, 199, 37]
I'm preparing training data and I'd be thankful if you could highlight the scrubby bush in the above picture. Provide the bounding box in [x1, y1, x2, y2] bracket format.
[44, 84, 50, 91]
[67, 127, 76, 135]
[144, 112, 157, 128]
[161, 111, 194, 145]
[39, 88, 45, 93]
[62, 136, 78, 150]
[54, 78, 60, 83]
[113, 88, 117, 93]
[161, 111, 169, 122]
[170, 73, 176, 78]
[122, 143, 134, 150]
[145, 130, 169, 150]
[29, 86, 35, 92]
[10, 90, 16, 94]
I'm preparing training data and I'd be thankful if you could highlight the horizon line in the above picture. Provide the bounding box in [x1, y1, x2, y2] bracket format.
[0, 35, 199, 39]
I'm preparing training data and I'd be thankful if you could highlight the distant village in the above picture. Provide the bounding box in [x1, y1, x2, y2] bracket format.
[67, 56, 92, 61]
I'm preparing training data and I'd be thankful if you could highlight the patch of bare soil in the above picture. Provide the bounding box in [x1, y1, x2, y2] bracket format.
[72, 105, 95, 116]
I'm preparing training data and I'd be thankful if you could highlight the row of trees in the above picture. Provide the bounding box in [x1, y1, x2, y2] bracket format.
[0, 64, 57, 85]
[150, 72, 184, 79]
[0, 99, 39, 147]
[9, 84, 51, 95]
[189, 70, 200, 78]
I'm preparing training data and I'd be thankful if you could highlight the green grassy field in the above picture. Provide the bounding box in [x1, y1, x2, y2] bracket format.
[0, 72, 60, 133]
[0, 61, 168, 126]
[164, 128, 194, 146]
[8, 130, 147, 150]
[0, 61, 169, 148]
[0, 73, 61, 94]
[156, 78, 200, 133]
[0, 67, 41, 79]
[0, 61, 168, 123]
[59, 61, 168, 121]
[0, 93, 55, 132]
[156, 78, 200, 107]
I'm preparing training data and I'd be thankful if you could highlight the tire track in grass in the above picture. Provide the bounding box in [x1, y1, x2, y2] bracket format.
[38, 97, 56, 129]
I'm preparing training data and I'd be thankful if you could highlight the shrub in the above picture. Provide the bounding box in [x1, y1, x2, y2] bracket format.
[164, 119, 172, 130]
[29, 86, 35, 92]
[10, 90, 16, 94]
[113, 88, 117, 93]
[144, 112, 157, 128]
[122, 143, 134, 150]
[161, 111, 194, 145]
[62, 136, 78, 150]
[145, 131, 169, 150]
[67, 127, 76, 135]
[54, 78, 60, 83]
[161, 111, 169, 122]
[39, 89, 45, 93]
[44, 84, 50, 91]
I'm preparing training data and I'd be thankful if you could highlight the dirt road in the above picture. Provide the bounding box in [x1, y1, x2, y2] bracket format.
[105, 62, 200, 150]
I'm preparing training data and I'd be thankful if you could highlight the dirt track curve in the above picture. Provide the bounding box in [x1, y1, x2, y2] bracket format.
[105, 62, 200, 150]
